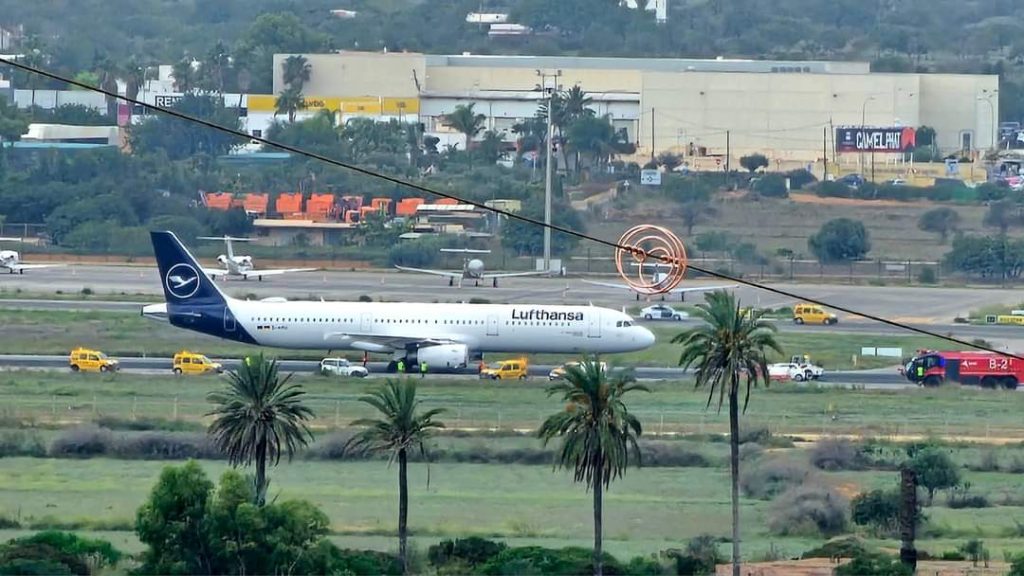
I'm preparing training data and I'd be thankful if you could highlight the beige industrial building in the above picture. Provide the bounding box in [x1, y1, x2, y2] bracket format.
[272, 51, 999, 164]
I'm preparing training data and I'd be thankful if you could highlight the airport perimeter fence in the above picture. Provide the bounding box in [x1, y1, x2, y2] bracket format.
[4, 394, 1022, 443]
[569, 254, 950, 285]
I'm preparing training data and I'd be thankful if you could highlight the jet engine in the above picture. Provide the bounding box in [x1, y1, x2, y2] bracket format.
[416, 344, 470, 370]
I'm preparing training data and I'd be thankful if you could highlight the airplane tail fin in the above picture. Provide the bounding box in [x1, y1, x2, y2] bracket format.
[151, 231, 229, 305]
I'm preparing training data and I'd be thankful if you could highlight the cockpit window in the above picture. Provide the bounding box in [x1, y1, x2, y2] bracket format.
[622, 320, 632, 327]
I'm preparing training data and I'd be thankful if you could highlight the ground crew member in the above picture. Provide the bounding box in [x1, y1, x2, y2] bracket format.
[916, 364, 924, 379]
[397, 359, 405, 374]
[420, 361, 428, 378]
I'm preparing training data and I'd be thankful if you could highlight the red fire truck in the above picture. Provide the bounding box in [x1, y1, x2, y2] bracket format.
[902, 350, 1022, 389]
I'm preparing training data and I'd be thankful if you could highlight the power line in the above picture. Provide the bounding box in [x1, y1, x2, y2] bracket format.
[1, 56, 1019, 361]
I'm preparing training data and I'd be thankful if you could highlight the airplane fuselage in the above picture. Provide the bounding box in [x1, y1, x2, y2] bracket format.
[147, 299, 654, 354]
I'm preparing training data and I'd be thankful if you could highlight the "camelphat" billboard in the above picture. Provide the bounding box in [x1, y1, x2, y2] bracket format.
[836, 127, 916, 153]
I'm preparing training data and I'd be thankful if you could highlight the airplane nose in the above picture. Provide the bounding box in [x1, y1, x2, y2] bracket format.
[638, 326, 656, 348]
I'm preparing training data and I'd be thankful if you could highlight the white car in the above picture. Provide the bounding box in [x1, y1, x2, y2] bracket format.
[320, 358, 369, 378]
[769, 362, 822, 382]
[640, 304, 688, 321]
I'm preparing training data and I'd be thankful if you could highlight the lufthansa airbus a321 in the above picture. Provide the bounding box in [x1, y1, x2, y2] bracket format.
[142, 231, 656, 371]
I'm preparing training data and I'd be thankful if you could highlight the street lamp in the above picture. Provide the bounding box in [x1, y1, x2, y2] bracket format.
[861, 96, 876, 176]
[978, 89, 998, 151]
[535, 69, 561, 274]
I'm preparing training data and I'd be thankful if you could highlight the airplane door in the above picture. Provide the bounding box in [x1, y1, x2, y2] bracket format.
[587, 310, 601, 338]
[360, 313, 373, 333]
[486, 314, 499, 337]
[224, 308, 236, 333]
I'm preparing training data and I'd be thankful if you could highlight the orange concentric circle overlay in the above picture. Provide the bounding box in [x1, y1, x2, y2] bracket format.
[614, 225, 688, 295]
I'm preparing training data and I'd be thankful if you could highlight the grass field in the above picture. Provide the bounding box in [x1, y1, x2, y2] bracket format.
[1, 370, 1024, 564]
[0, 308, 946, 371]
[4, 370, 1024, 439]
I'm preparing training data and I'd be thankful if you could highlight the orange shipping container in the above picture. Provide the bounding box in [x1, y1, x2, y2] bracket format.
[242, 193, 269, 215]
[435, 198, 459, 205]
[307, 194, 337, 219]
[204, 192, 234, 211]
[275, 193, 303, 216]
[396, 198, 424, 217]
[370, 198, 392, 213]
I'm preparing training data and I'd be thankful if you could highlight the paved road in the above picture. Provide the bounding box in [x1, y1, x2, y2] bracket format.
[1, 264, 1021, 324]
[0, 354, 912, 387]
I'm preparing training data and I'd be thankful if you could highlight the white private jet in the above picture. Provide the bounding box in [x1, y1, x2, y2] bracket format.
[197, 236, 317, 281]
[394, 248, 552, 287]
[0, 238, 64, 274]
[582, 262, 737, 301]
[143, 231, 655, 371]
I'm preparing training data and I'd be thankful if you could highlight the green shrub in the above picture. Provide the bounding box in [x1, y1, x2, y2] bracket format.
[429, 537, 507, 568]
[754, 173, 789, 198]
[834, 551, 912, 576]
[0, 430, 46, 458]
[661, 535, 722, 575]
[623, 554, 665, 575]
[0, 531, 123, 575]
[917, 266, 938, 284]
[800, 536, 866, 560]
[851, 489, 901, 535]
[479, 546, 623, 575]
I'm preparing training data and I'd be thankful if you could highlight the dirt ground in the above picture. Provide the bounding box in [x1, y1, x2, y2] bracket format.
[715, 558, 1009, 576]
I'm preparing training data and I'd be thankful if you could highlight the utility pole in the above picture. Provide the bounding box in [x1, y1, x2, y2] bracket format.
[823, 126, 828, 181]
[537, 69, 561, 273]
[725, 130, 731, 189]
[650, 107, 655, 161]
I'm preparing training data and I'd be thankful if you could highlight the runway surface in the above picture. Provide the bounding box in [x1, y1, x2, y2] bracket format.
[0, 354, 912, 388]
[1, 264, 1020, 324]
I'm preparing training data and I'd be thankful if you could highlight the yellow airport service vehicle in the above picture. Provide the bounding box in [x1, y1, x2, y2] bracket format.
[480, 357, 529, 380]
[69, 347, 119, 373]
[172, 350, 223, 375]
[793, 303, 838, 325]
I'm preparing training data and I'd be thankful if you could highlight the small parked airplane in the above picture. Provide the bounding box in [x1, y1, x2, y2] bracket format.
[0, 238, 64, 274]
[582, 262, 737, 301]
[394, 248, 551, 287]
[197, 236, 317, 281]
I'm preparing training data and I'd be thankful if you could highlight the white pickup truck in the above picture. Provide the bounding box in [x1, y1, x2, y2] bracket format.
[320, 358, 369, 378]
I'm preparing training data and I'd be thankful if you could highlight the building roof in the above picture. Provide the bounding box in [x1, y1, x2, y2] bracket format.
[421, 90, 638, 102]
[254, 219, 356, 230]
[423, 54, 870, 74]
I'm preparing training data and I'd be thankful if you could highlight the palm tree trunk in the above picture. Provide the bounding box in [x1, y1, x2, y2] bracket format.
[729, 387, 741, 576]
[255, 437, 268, 506]
[398, 447, 409, 575]
[593, 468, 603, 576]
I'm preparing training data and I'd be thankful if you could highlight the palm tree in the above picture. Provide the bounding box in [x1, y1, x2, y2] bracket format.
[282, 54, 311, 91]
[274, 86, 305, 123]
[172, 56, 197, 93]
[95, 56, 120, 119]
[345, 379, 445, 574]
[206, 353, 315, 506]
[442, 103, 485, 149]
[537, 359, 647, 576]
[202, 40, 231, 94]
[672, 291, 783, 576]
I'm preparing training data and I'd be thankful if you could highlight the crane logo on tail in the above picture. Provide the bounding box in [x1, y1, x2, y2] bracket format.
[165, 263, 200, 299]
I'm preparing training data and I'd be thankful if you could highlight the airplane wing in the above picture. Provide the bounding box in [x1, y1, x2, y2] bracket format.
[480, 270, 553, 280]
[243, 267, 318, 277]
[204, 268, 231, 277]
[580, 279, 737, 293]
[394, 265, 463, 279]
[322, 331, 461, 351]
[6, 263, 65, 271]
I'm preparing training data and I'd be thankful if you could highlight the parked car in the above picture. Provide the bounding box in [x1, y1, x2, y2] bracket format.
[640, 304, 688, 321]
[320, 358, 369, 378]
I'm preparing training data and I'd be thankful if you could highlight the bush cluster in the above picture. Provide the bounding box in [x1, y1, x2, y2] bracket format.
[48, 426, 221, 460]
[739, 456, 812, 500]
[767, 483, 849, 537]
[810, 438, 868, 471]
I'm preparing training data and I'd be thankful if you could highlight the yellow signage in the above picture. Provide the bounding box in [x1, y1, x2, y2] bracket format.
[996, 315, 1024, 325]
[246, 95, 419, 115]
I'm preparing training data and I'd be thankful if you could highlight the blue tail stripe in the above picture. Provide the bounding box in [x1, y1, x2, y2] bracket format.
[150, 231, 227, 306]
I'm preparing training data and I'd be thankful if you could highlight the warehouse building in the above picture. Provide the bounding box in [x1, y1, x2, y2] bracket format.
[271, 51, 999, 164]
